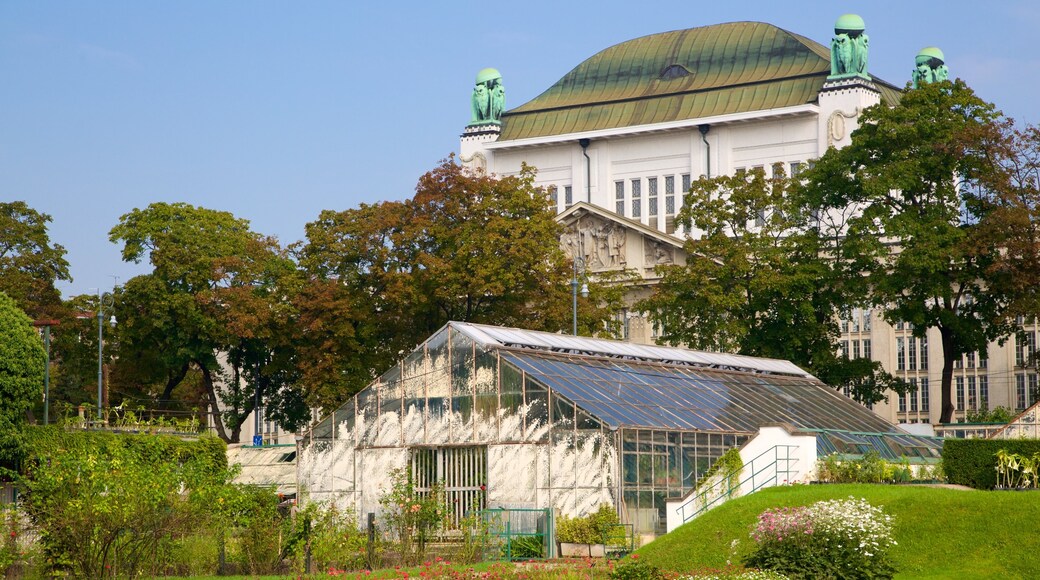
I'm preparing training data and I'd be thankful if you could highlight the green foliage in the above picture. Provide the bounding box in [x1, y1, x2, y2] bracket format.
[637, 483, 1040, 579]
[287, 502, 368, 572]
[556, 504, 620, 544]
[506, 534, 544, 559]
[743, 498, 897, 580]
[943, 439, 1040, 489]
[814, 452, 929, 484]
[0, 201, 71, 319]
[609, 555, 664, 580]
[697, 448, 744, 492]
[22, 430, 230, 577]
[802, 80, 1020, 422]
[0, 292, 47, 476]
[963, 403, 1015, 424]
[641, 167, 901, 405]
[295, 158, 621, 410]
[109, 202, 308, 441]
[378, 467, 447, 565]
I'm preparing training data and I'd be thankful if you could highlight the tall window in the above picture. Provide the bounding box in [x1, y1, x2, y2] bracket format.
[920, 336, 928, 370]
[564, 185, 573, 207]
[1017, 374, 1028, 410]
[896, 338, 906, 371]
[631, 179, 642, 218]
[681, 173, 691, 193]
[967, 376, 977, 410]
[898, 392, 907, 412]
[863, 309, 872, 331]
[548, 185, 558, 208]
[665, 176, 675, 215]
[615, 181, 625, 215]
[956, 377, 965, 409]
[790, 161, 803, 177]
[910, 379, 919, 412]
[908, 339, 917, 371]
[852, 340, 861, 359]
[966, 352, 976, 369]
[863, 339, 872, 360]
[980, 375, 989, 408]
[852, 309, 861, 332]
[1030, 374, 1039, 407]
[840, 341, 849, 359]
[921, 378, 929, 412]
[648, 177, 658, 217]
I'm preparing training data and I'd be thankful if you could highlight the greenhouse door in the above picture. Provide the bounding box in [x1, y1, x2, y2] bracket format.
[411, 446, 487, 528]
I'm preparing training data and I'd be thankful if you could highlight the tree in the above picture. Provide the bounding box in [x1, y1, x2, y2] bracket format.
[0, 291, 46, 476]
[295, 158, 619, 410]
[970, 123, 1040, 321]
[109, 202, 307, 442]
[640, 167, 902, 404]
[802, 79, 1017, 423]
[0, 201, 71, 319]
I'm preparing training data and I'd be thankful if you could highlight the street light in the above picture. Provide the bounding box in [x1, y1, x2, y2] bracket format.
[33, 319, 60, 425]
[571, 253, 589, 336]
[96, 288, 116, 423]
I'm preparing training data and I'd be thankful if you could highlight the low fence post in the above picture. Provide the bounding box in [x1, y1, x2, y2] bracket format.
[366, 512, 376, 570]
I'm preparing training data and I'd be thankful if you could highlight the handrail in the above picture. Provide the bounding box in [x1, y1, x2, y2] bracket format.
[674, 444, 799, 524]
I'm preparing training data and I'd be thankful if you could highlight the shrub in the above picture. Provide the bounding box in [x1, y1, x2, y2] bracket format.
[378, 468, 446, 565]
[943, 439, 1040, 489]
[609, 554, 664, 580]
[815, 451, 936, 484]
[288, 502, 367, 572]
[743, 496, 896, 580]
[556, 504, 620, 544]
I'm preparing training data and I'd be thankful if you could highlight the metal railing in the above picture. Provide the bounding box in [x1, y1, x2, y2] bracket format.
[673, 444, 800, 525]
[480, 507, 553, 560]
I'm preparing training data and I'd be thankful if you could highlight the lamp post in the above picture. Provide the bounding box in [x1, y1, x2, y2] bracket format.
[96, 289, 116, 423]
[33, 319, 60, 425]
[571, 254, 588, 336]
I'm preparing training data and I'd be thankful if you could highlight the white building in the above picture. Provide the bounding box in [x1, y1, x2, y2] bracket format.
[458, 17, 1039, 426]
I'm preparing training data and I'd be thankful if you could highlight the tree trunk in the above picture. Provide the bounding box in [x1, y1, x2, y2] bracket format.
[939, 326, 957, 424]
[199, 363, 231, 443]
[159, 363, 189, 402]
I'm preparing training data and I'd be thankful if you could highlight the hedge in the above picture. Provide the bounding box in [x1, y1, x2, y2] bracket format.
[943, 438, 1040, 489]
[20, 425, 227, 478]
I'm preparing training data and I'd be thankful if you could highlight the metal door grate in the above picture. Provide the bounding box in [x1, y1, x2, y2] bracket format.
[411, 446, 487, 528]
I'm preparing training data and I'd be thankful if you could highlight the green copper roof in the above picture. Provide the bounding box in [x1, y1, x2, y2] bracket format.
[499, 21, 900, 141]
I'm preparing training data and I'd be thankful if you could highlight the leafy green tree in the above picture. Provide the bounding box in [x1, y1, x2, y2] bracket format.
[0, 202, 71, 320]
[802, 80, 1016, 423]
[640, 168, 903, 404]
[110, 202, 307, 442]
[0, 291, 46, 476]
[295, 158, 618, 410]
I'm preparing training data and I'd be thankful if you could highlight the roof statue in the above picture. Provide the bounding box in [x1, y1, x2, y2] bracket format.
[829, 14, 870, 80]
[470, 68, 505, 126]
[912, 47, 949, 88]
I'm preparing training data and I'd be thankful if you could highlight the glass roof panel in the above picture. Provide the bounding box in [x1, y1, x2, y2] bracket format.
[501, 351, 898, 434]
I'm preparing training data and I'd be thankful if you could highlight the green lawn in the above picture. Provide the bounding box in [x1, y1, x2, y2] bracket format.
[636, 484, 1040, 579]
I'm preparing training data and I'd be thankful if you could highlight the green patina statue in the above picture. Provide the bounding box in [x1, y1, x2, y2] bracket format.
[829, 14, 870, 79]
[470, 68, 505, 126]
[912, 47, 949, 88]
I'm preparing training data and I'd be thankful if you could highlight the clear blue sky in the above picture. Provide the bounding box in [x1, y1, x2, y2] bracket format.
[3, 1, 1037, 298]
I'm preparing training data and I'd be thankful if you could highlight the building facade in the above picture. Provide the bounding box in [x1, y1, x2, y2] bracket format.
[458, 16, 1036, 426]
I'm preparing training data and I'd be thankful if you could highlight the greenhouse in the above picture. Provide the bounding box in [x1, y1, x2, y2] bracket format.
[298, 322, 941, 536]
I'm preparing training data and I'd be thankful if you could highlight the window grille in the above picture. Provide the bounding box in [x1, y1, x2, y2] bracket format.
[615, 181, 625, 215]
[631, 179, 642, 218]
[564, 185, 573, 207]
[411, 446, 487, 529]
[648, 177, 658, 217]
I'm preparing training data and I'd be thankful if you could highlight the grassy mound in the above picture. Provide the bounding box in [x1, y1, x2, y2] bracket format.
[637, 484, 1040, 579]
